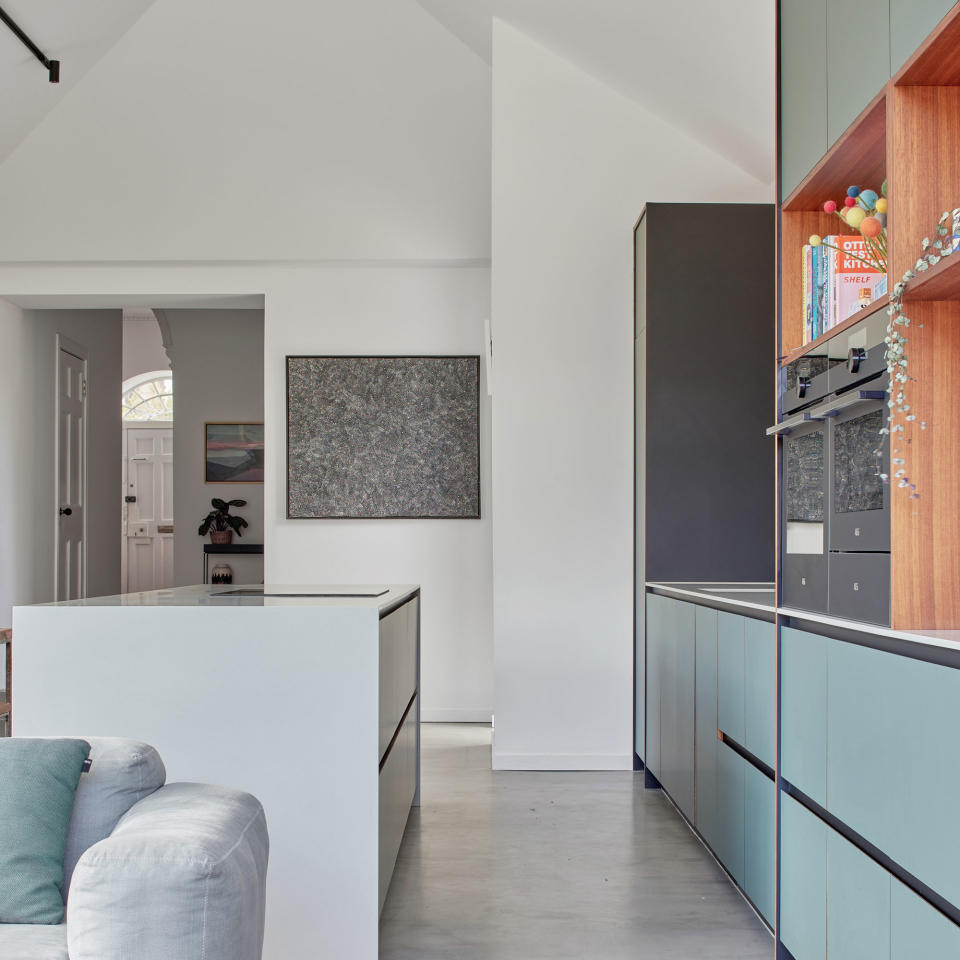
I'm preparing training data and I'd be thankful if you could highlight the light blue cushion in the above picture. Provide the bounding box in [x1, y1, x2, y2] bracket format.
[0, 739, 90, 924]
[63, 738, 166, 899]
[0, 923, 68, 959]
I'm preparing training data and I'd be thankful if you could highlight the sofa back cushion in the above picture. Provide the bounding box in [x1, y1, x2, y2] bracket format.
[63, 739, 166, 898]
[0, 738, 91, 924]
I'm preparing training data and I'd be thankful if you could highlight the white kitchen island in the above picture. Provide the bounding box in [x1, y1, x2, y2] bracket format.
[13, 584, 420, 960]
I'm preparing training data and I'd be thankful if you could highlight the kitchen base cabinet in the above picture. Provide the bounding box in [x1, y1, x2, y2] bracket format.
[660, 599, 695, 821]
[717, 611, 745, 743]
[645, 593, 668, 779]
[780, 626, 827, 806]
[743, 762, 775, 926]
[715, 741, 745, 888]
[780, 793, 827, 960]
[891, 881, 960, 958]
[744, 618, 775, 768]
[827, 830, 890, 960]
[694, 606, 718, 849]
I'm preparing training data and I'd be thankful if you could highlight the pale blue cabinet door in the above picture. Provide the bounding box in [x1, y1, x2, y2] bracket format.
[695, 606, 718, 848]
[828, 639, 960, 908]
[660, 599, 696, 820]
[781, 627, 827, 806]
[891, 0, 957, 73]
[645, 593, 669, 779]
[891, 880, 960, 958]
[827, 829, 890, 960]
[717, 612, 745, 742]
[780, 794, 827, 960]
[743, 763, 775, 926]
[826, 0, 890, 144]
[743, 618, 775, 769]
[715, 742, 745, 886]
[781, 0, 828, 198]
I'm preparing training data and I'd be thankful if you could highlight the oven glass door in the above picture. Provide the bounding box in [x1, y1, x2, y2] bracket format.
[782, 418, 828, 612]
[829, 396, 890, 552]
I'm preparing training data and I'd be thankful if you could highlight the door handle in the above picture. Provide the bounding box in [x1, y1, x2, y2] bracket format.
[58, 507, 72, 516]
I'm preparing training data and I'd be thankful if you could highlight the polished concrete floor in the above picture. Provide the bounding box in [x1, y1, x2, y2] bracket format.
[380, 724, 773, 959]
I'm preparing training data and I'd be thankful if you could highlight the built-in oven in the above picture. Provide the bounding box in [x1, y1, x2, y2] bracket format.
[771, 312, 891, 624]
[777, 412, 829, 614]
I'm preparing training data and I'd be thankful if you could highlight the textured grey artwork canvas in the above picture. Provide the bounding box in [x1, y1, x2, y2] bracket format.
[287, 356, 480, 519]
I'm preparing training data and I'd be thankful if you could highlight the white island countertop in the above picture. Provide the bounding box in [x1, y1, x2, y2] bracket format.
[34, 583, 419, 612]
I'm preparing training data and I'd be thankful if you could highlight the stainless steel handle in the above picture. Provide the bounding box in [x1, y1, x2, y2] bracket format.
[815, 388, 887, 418]
[766, 409, 826, 437]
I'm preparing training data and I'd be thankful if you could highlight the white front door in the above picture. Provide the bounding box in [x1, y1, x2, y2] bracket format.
[124, 427, 174, 592]
[56, 339, 87, 601]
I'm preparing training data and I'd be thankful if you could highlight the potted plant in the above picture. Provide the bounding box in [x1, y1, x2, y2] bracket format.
[198, 498, 248, 545]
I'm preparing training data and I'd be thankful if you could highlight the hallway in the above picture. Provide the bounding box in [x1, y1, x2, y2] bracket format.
[380, 724, 773, 959]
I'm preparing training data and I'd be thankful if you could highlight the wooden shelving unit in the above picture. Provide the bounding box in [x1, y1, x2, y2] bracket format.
[778, 3, 960, 629]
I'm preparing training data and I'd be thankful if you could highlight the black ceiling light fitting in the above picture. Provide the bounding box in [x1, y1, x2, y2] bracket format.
[0, 4, 59, 82]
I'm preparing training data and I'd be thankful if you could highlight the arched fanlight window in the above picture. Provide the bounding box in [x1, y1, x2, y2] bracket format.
[122, 370, 173, 422]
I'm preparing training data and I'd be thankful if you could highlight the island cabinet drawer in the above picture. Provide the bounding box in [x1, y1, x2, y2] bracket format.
[379, 597, 419, 761]
[379, 694, 417, 914]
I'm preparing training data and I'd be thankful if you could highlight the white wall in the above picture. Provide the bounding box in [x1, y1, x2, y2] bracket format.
[0, 265, 493, 723]
[164, 309, 265, 587]
[490, 21, 772, 769]
[0, 0, 491, 262]
[0, 300, 122, 625]
[123, 315, 169, 381]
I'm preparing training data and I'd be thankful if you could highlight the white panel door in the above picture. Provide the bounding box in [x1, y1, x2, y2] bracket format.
[57, 343, 87, 602]
[124, 427, 174, 592]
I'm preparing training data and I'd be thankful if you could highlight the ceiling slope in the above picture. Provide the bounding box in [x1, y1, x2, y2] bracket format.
[0, 0, 160, 163]
[416, 0, 775, 184]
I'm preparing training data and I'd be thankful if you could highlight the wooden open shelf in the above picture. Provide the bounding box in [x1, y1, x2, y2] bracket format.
[903, 252, 960, 302]
[782, 91, 886, 213]
[778, 13, 960, 629]
[780, 297, 889, 366]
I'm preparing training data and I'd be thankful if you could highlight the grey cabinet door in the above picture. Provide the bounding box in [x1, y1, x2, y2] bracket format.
[891, 0, 956, 73]
[660, 599, 696, 820]
[781, 0, 828, 198]
[645, 593, 669, 778]
[826, 0, 890, 145]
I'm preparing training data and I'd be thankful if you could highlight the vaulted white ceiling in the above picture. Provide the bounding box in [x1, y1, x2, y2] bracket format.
[0, 0, 158, 162]
[415, 0, 775, 184]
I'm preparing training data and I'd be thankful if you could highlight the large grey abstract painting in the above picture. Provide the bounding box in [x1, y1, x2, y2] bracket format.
[287, 356, 480, 519]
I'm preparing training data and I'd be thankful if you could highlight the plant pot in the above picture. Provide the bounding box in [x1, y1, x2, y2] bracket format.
[210, 530, 233, 545]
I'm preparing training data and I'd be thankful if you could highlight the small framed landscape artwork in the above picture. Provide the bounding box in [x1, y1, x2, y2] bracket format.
[204, 422, 264, 483]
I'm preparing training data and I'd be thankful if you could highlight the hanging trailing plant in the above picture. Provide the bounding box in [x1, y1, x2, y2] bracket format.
[880, 208, 958, 499]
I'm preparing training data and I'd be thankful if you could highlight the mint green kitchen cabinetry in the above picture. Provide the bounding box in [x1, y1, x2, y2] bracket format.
[659, 599, 695, 820]
[891, 880, 960, 958]
[890, 0, 956, 73]
[827, 829, 890, 960]
[694, 605, 718, 849]
[717, 611, 745, 743]
[743, 760, 775, 925]
[780, 793, 827, 960]
[780, 626, 827, 805]
[743, 618, 776, 768]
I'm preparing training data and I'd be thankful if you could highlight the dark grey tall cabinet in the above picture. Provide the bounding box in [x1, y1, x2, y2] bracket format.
[634, 203, 775, 766]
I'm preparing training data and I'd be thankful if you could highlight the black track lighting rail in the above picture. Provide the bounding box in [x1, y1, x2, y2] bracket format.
[0, 5, 59, 82]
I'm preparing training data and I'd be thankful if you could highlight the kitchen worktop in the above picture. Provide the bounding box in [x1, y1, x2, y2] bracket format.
[646, 581, 777, 615]
[31, 584, 418, 614]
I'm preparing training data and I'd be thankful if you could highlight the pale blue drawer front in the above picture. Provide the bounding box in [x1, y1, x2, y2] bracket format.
[660, 599, 696, 820]
[743, 762, 775, 925]
[891, 880, 960, 958]
[715, 741, 745, 886]
[780, 793, 827, 960]
[717, 612, 745, 742]
[645, 593, 670, 778]
[827, 829, 890, 960]
[781, 626, 827, 806]
[695, 605, 718, 848]
[744, 618, 775, 768]
[827, 639, 960, 907]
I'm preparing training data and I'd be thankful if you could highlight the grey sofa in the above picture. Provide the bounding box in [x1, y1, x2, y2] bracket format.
[0, 738, 269, 960]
